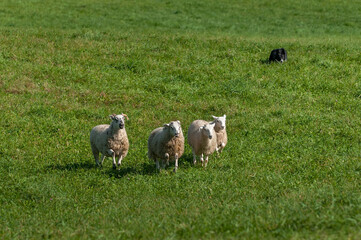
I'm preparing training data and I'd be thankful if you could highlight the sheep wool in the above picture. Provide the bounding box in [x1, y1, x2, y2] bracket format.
[148, 120, 184, 172]
[187, 120, 217, 167]
[90, 114, 129, 169]
[212, 115, 227, 154]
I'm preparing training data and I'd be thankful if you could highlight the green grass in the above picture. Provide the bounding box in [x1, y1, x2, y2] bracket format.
[1, 0, 361, 239]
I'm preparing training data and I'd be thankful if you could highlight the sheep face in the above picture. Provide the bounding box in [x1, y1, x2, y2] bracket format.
[109, 113, 128, 130]
[200, 123, 215, 139]
[212, 114, 226, 131]
[164, 120, 182, 137]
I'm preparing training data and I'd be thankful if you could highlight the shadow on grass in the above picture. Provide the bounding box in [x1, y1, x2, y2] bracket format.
[46, 161, 97, 171]
[46, 161, 158, 178]
[46, 154, 197, 178]
[181, 153, 194, 166]
[260, 59, 270, 64]
[106, 154, 197, 178]
[105, 162, 157, 178]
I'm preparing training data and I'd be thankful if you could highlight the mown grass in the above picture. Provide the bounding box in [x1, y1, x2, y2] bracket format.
[1, 0, 361, 239]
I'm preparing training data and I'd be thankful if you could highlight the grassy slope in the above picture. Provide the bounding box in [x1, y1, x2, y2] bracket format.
[0, 0, 361, 239]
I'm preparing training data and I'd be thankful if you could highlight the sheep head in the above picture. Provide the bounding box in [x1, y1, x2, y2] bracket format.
[212, 114, 226, 131]
[109, 113, 128, 130]
[200, 122, 215, 139]
[164, 120, 182, 138]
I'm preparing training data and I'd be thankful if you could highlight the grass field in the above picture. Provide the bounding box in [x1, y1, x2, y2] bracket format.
[1, 0, 361, 239]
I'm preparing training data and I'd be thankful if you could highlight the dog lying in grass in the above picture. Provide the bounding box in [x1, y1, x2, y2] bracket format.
[269, 48, 287, 63]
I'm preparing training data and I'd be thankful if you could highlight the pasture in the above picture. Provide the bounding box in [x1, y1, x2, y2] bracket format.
[0, 0, 360, 239]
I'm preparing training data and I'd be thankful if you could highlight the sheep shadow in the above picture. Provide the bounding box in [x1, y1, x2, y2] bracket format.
[180, 153, 195, 168]
[179, 152, 224, 169]
[45, 153, 198, 178]
[46, 160, 157, 178]
[104, 166, 138, 179]
[149, 153, 196, 171]
[105, 162, 157, 178]
[46, 161, 97, 171]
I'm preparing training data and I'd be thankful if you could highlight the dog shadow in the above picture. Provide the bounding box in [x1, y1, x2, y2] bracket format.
[260, 59, 270, 64]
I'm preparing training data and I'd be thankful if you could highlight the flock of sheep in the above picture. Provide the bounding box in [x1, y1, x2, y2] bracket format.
[89, 49, 287, 172]
[90, 114, 227, 172]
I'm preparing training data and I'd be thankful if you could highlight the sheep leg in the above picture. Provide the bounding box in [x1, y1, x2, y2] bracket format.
[174, 153, 178, 172]
[215, 146, 220, 156]
[112, 155, 116, 169]
[192, 149, 197, 165]
[92, 148, 100, 166]
[165, 153, 170, 166]
[117, 155, 123, 167]
[200, 154, 204, 167]
[220, 143, 225, 153]
[155, 159, 160, 171]
[204, 155, 209, 168]
[106, 149, 116, 169]
[100, 154, 106, 167]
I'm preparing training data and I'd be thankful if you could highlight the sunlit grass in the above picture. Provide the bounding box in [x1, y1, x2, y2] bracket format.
[0, 0, 361, 239]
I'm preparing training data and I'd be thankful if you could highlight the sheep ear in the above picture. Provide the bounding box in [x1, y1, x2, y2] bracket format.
[224, 114, 226, 118]
[122, 113, 129, 120]
[109, 114, 116, 120]
[177, 120, 180, 124]
[164, 123, 170, 127]
[212, 115, 217, 119]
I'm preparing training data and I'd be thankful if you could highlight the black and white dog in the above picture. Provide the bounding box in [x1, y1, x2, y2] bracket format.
[269, 48, 287, 63]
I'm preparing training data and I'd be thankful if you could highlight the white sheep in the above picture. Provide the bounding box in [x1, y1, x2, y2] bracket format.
[212, 115, 227, 154]
[187, 120, 217, 167]
[90, 113, 129, 169]
[148, 120, 184, 172]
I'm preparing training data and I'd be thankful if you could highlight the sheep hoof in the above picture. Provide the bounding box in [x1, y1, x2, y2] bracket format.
[112, 164, 117, 170]
[173, 168, 178, 173]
